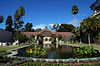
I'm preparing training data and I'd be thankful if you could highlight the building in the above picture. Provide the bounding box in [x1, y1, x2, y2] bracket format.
[90, 10, 100, 18]
[80, 10, 100, 43]
[21, 27, 72, 44]
[0, 29, 12, 42]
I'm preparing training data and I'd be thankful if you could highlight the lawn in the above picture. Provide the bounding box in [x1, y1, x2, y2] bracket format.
[57, 42, 100, 50]
[0, 44, 34, 51]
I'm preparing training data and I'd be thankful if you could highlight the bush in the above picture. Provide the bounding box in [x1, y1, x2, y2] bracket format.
[53, 60, 57, 63]
[4, 63, 11, 66]
[6, 51, 11, 55]
[69, 59, 77, 63]
[61, 38, 64, 41]
[41, 59, 46, 62]
[36, 59, 40, 62]
[58, 60, 63, 63]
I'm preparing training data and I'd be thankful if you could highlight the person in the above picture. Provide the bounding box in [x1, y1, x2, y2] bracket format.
[5, 42, 9, 46]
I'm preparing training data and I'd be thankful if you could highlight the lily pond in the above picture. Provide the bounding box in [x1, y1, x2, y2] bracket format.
[15, 44, 100, 59]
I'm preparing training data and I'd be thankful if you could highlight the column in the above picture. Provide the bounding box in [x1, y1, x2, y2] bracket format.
[56, 43, 58, 48]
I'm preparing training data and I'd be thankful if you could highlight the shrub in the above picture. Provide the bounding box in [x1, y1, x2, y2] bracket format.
[6, 51, 11, 55]
[69, 59, 77, 63]
[4, 63, 11, 66]
[97, 58, 100, 61]
[63, 59, 68, 63]
[58, 60, 63, 63]
[18, 57, 22, 61]
[9, 56, 14, 60]
[36, 59, 40, 62]
[53, 60, 57, 63]
[41, 59, 46, 62]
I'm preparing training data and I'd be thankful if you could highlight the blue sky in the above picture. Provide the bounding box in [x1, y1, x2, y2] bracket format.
[0, 0, 96, 29]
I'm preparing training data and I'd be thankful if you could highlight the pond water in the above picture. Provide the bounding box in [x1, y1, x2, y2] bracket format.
[15, 44, 100, 59]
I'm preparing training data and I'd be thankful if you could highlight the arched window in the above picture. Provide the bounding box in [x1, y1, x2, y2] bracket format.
[49, 38, 52, 41]
[45, 38, 48, 41]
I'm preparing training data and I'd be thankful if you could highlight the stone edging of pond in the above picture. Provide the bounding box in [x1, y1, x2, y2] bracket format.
[6, 44, 100, 63]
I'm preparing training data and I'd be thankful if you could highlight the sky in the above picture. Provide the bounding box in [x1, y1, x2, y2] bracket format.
[0, 0, 96, 30]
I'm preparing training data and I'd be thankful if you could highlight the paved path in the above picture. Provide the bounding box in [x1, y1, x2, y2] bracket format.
[0, 45, 15, 49]
[0, 43, 35, 50]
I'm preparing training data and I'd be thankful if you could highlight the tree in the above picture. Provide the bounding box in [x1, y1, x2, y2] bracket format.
[13, 6, 25, 43]
[71, 27, 81, 42]
[0, 15, 4, 24]
[36, 28, 42, 32]
[13, 31, 28, 43]
[72, 5, 79, 29]
[25, 22, 29, 31]
[90, 0, 100, 11]
[25, 22, 33, 32]
[80, 17, 100, 44]
[14, 6, 25, 31]
[19, 34, 28, 43]
[70, 34, 77, 44]
[58, 34, 62, 41]
[28, 23, 32, 31]
[50, 24, 60, 32]
[57, 24, 75, 32]
[29, 35, 35, 42]
[5, 15, 13, 32]
[37, 34, 43, 45]
[50, 34, 57, 44]
[51, 24, 75, 32]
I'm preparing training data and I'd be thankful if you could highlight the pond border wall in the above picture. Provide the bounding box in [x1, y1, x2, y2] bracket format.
[7, 44, 100, 63]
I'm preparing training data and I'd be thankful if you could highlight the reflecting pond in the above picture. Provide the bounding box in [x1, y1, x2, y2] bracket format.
[15, 44, 100, 59]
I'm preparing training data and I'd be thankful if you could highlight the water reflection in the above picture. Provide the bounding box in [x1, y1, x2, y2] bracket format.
[15, 44, 100, 59]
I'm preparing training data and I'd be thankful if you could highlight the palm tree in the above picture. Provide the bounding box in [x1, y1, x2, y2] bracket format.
[72, 5, 79, 30]
[0, 15, 4, 24]
[80, 17, 100, 45]
[90, 0, 100, 11]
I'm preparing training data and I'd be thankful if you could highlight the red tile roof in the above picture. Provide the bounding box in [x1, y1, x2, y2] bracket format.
[21, 32, 38, 38]
[39, 28, 54, 34]
[21, 28, 72, 40]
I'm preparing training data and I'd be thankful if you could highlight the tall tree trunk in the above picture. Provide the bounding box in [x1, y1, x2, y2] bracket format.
[75, 15, 76, 31]
[75, 15, 77, 43]
[88, 34, 90, 45]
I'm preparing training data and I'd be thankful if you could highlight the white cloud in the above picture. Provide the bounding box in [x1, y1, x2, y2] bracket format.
[48, 24, 54, 27]
[77, 15, 80, 17]
[58, 23, 61, 26]
[33, 23, 62, 30]
[32, 24, 46, 29]
[67, 19, 78, 26]
[82, 14, 86, 16]
[49, 23, 61, 27]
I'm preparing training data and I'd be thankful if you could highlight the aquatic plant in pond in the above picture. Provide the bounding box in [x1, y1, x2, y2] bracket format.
[16, 45, 100, 59]
[26, 47, 48, 58]
[74, 46, 98, 58]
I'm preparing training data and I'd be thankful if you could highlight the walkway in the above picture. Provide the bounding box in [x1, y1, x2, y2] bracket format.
[0, 45, 15, 49]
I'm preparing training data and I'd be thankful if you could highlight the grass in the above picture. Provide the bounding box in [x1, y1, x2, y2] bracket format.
[0, 44, 33, 51]
[57, 42, 100, 50]
[94, 47, 100, 50]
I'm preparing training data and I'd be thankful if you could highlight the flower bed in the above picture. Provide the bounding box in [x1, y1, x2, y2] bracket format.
[4, 56, 100, 66]
[4, 58, 100, 66]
